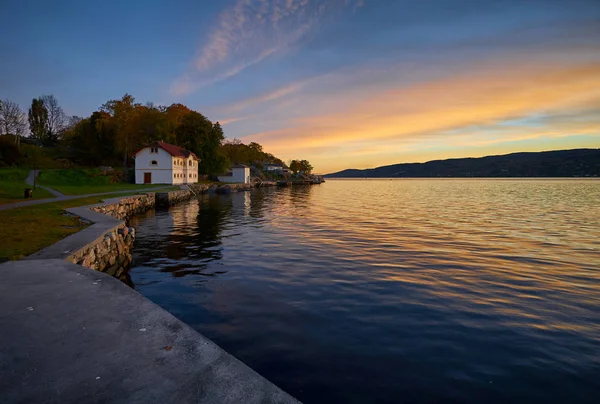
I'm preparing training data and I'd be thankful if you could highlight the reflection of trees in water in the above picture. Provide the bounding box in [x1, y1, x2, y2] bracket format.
[157, 195, 231, 278]
[289, 185, 313, 208]
[127, 197, 234, 280]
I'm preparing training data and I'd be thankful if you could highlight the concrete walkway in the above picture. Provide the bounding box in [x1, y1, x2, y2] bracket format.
[0, 171, 174, 211]
[0, 259, 299, 404]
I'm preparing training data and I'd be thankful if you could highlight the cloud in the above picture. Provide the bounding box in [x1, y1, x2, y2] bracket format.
[226, 81, 305, 112]
[219, 116, 249, 125]
[235, 59, 600, 172]
[171, 0, 361, 96]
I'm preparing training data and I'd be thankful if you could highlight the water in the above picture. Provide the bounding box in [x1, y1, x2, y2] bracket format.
[128, 179, 600, 403]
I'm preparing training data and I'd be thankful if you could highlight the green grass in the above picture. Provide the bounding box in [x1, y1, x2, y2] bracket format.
[0, 168, 55, 205]
[37, 168, 169, 195]
[0, 195, 110, 261]
[0, 186, 185, 261]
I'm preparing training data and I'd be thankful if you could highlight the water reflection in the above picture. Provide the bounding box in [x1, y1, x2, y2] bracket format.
[128, 180, 600, 404]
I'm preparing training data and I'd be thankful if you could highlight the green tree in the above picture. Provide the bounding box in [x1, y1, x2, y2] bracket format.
[28, 98, 49, 142]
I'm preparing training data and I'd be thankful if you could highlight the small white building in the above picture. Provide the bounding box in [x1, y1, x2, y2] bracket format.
[264, 164, 284, 171]
[218, 165, 250, 184]
[133, 141, 199, 185]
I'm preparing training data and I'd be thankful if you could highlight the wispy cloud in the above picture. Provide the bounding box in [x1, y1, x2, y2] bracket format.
[171, 0, 362, 96]
[226, 81, 305, 112]
[236, 59, 600, 172]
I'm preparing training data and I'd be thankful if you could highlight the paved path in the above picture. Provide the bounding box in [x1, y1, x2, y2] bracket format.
[0, 259, 299, 404]
[25, 169, 65, 197]
[0, 171, 174, 211]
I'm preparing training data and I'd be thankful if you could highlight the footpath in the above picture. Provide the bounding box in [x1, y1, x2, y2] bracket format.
[0, 170, 172, 211]
[0, 174, 299, 404]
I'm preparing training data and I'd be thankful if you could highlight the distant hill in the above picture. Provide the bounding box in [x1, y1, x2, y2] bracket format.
[325, 149, 600, 178]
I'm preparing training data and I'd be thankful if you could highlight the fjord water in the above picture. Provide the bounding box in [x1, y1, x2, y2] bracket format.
[129, 179, 600, 403]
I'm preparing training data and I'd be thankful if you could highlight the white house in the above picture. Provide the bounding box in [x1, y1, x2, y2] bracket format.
[218, 165, 250, 184]
[133, 141, 199, 185]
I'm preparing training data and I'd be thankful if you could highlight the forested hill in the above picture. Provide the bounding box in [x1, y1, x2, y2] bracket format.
[325, 149, 600, 178]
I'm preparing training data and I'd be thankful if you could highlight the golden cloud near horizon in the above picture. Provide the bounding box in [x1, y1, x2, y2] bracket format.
[236, 61, 600, 172]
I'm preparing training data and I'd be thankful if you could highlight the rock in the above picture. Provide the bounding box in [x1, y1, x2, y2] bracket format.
[105, 264, 119, 276]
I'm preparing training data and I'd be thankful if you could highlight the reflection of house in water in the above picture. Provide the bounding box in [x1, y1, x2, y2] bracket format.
[230, 191, 251, 217]
[169, 200, 201, 236]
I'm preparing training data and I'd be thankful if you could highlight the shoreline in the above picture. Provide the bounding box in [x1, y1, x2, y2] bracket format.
[0, 185, 301, 403]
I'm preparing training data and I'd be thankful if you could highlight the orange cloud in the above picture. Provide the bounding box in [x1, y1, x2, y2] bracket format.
[237, 60, 600, 171]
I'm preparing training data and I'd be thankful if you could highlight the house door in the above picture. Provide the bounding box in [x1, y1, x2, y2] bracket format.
[144, 172, 152, 184]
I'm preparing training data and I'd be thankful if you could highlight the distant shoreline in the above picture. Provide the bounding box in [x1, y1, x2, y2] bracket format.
[324, 177, 600, 179]
[324, 148, 600, 178]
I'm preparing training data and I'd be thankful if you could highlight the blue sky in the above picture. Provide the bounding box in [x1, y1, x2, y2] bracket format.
[1, 0, 599, 172]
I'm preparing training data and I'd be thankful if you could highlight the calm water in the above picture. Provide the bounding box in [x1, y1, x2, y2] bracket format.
[129, 179, 600, 403]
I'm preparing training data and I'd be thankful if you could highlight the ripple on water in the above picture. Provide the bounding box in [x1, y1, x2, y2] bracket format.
[129, 179, 600, 404]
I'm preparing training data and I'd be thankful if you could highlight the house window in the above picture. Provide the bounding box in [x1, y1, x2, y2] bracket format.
[150, 160, 158, 166]
[173, 173, 176, 179]
[150, 147, 158, 154]
[189, 160, 192, 166]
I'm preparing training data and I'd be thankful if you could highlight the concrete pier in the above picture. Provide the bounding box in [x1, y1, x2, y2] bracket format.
[0, 259, 299, 403]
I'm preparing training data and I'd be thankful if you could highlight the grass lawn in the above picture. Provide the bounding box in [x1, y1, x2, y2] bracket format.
[0, 186, 185, 261]
[0, 195, 111, 261]
[37, 168, 170, 195]
[0, 168, 55, 205]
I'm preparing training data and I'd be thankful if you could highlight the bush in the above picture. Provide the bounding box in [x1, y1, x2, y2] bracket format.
[0, 137, 22, 166]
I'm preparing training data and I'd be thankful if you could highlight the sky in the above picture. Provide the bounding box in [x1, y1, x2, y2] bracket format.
[1, 0, 599, 173]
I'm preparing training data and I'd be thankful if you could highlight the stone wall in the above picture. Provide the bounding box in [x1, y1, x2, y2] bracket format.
[156, 189, 194, 207]
[66, 184, 272, 282]
[91, 193, 156, 220]
[66, 224, 136, 281]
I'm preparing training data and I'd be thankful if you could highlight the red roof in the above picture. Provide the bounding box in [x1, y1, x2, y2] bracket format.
[134, 141, 198, 160]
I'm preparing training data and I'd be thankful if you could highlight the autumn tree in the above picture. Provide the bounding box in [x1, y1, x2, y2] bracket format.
[101, 93, 137, 167]
[28, 98, 49, 142]
[164, 103, 192, 143]
[220, 139, 285, 167]
[62, 111, 117, 165]
[299, 160, 313, 174]
[175, 112, 227, 174]
[289, 160, 300, 174]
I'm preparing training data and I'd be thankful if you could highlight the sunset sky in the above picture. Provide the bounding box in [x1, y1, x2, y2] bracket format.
[1, 0, 599, 173]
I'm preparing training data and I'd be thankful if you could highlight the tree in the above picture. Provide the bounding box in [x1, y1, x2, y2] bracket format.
[65, 115, 83, 131]
[289, 160, 300, 174]
[0, 99, 27, 145]
[62, 111, 117, 165]
[175, 112, 227, 174]
[41, 95, 66, 141]
[299, 160, 313, 174]
[28, 98, 49, 143]
[101, 93, 137, 167]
